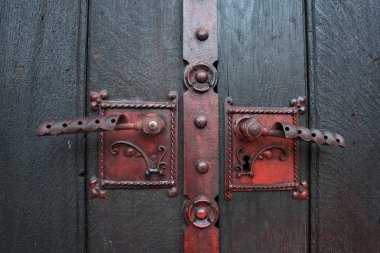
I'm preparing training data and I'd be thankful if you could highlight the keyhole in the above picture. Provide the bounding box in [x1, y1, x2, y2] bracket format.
[242, 155, 251, 172]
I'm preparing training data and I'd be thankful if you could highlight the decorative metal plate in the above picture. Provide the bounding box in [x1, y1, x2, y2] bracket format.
[225, 98, 308, 200]
[90, 91, 178, 198]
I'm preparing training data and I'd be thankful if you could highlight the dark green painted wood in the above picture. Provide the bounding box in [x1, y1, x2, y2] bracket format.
[86, 1, 184, 252]
[307, 1, 380, 252]
[218, 0, 309, 252]
[0, 0, 87, 252]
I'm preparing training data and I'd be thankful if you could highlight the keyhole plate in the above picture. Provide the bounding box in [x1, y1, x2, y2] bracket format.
[225, 97, 307, 200]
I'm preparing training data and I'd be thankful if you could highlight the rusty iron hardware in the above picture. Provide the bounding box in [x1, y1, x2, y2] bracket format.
[184, 196, 219, 229]
[34, 0, 348, 251]
[234, 116, 346, 147]
[37, 90, 178, 198]
[183, 0, 219, 252]
[36, 113, 165, 136]
[225, 96, 345, 200]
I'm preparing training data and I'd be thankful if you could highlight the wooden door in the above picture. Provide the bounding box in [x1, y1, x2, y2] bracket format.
[86, 1, 184, 252]
[2, 1, 380, 253]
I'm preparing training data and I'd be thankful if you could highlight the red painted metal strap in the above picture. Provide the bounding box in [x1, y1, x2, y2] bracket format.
[183, 0, 219, 252]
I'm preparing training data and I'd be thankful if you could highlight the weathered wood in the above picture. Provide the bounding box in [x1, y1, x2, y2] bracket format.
[3, 0, 379, 252]
[0, 0, 87, 252]
[218, 0, 308, 252]
[86, 1, 184, 252]
[307, 0, 380, 252]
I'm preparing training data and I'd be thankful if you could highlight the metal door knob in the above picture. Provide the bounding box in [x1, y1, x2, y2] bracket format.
[234, 116, 345, 148]
[36, 113, 165, 136]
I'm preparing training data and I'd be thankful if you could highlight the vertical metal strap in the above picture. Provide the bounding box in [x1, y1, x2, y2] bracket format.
[183, 0, 219, 252]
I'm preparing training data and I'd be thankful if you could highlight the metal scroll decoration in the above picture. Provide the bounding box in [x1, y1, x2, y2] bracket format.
[235, 145, 288, 178]
[111, 141, 167, 177]
[89, 90, 178, 198]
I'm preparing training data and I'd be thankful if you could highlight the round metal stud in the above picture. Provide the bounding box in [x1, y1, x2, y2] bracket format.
[196, 29, 209, 41]
[262, 150, 273, 159]
[195, 70, 208, 83]
[196, 160, 209, 174]
[194, 115, 207, 129]
[148, 120, 158, 130]
[141, 114, 165, 135]
[126, 148, 136, 157]
[99, 91, 108, 99]
[195, 207, 208, 220]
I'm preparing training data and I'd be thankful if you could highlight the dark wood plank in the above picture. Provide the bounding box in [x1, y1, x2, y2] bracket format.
[0, 0, 87, 252]
[86, 1, 184, 252]
[307, 0, 380, 252]
[218, 0, 309, 252]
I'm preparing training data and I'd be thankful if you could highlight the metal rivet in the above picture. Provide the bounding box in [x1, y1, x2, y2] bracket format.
[196, 29, 209, 41]
[194, 115, 207, 128]
[148, 120, 158, 130]
[126, 148, 136, 157]
[195, 70, 208, 83]
[196, 160, 209, 174]
[195, 207, 208, 220]
[262, 150, 273, 159]
[99, 91, 108, 99]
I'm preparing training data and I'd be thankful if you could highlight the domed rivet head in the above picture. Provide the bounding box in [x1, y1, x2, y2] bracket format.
[262, 150, 273, 159]
[196, 29, 209, 41]
[90, 93, 98, 101]
[195, 70, 208, 83]
[195, 207, 208, 220]
[194, 115, 207, 129]
[196, 160, 209, 174]
[99, 91, 108, 99]
[90, 101, 98, 109]
[148, 120, 158, 130]
[126, 148, 136, 157]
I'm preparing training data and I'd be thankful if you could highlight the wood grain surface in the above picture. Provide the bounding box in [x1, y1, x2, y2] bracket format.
[218, 0, 309, 252]
[2, 0, 380, 252]
[307, 0, 380, 252]
[0, 0, 87, 252]
[86, 1, 185, 252]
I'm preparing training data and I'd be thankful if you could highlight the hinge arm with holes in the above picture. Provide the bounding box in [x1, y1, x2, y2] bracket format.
[234, 116, 346, 147]
[36, 114, 165, 136]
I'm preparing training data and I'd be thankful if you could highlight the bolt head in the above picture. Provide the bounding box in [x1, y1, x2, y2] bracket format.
[262, 150, 273, 159]
[126, 148, 136, 157]
[196, 160, 209, 174]
[100, 91, 108, 99]
[195, 70, 208, 83]
[148, 120, 158, 130]
[90, 93, 98, 101]
[195, 207, 208, 220]
[196, 29, 209, 41]
[194, 115, 207, 128]
[90, 101, 98, 110]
